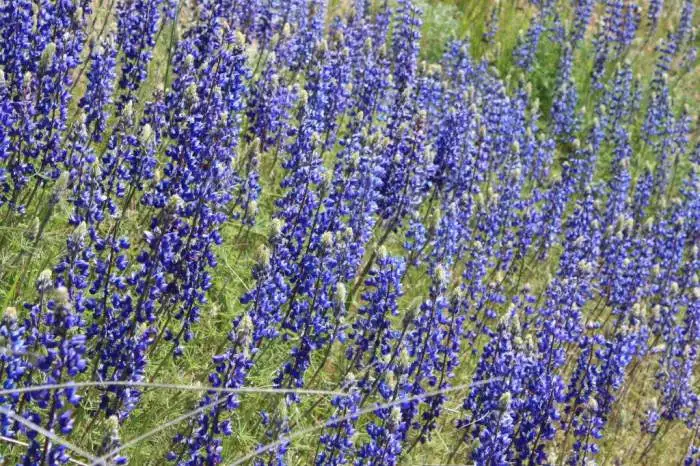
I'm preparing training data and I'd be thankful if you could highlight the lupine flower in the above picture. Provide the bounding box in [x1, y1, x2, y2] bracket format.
[116, 0, 164, 95]
[673, 0, 695, 49]
[246, 68, 298, 151]
[567, 327, 638, 464]
[551, 45, 578, 140]
[391, 0, 422, 95]
[513, 15, 545, 71]
[355, 348, 413, 466]
[0, 307, 28, 437]
[169, 314, 254, 465]
[345, 248, 406, 380]
[377, 109, 434, 228]
[685, 442, 700, 466]
[571, 0, 595, 45]
[79, 37, 117, 142]
[0, 2, 87, 214]
[19, 259, 88, 463]
[315, 375, 361, 466]
[647, 0, 664, 32]
[281, 0, 328, 72]
[456, 313, 527, 465]
[641, 399, 660, 434]
[0, 0, 697, 464]
[139, 30, 248, 358]
[482, 2, 500, 46]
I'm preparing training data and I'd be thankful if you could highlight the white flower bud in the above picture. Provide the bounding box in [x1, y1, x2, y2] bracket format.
[22, 71, 33, 88]
[40, 43, 57, 70]
[54, 286, 70, 306]
[586, 398, 598, 412]
[3, 307, 18, 322]
[168, 194, 184, 211]
[435, 265, 449, 287]
[141, 123, 153, 144]
[235, 31, 246, 47]
[298, 89, 309, 107]
[37, 269, 53, 292]
[499, 392, 511, 410]
[335, 283, 347, 306]
[511, 140, 520, 154]
[670, 282, 679, 295]
[256, 245, 271, 268]
[389, 406, 402, 428]
[321, 231, 334, 248]
[246, 200, 258, 219]
[270, 218, 284, 240]
[106, 415, 120, 433]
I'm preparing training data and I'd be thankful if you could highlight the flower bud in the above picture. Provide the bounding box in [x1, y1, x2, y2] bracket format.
[670, 282, 679, 295]
[23, 71, 33, 89]
[239, 313, 254, 339]
[168, 194, 184, 211]
[3, 307, 18, 322]
[235, 31, 246, 47]
[334, 283, 347, 306]
[345, 371, 356, 386]
[586, 398, 598, 412]
[298, 89, 309, 107]
[124, 100, 134, 121]
[141, 123, 153, 144]
[511, 140, 520, 154]
[499, 392, 512, 410]
[321, 231, 334, 249]
[54, 286, 70, 306]
[389, 406, 402, 430]
[106, 415, 120, 433]
[399, 348, 410, 368]
[37, 269, 53, 292]
[270, 218, 284, 241]
[40, 43, 57, 71]
[256, 245, 271, 268]
[435, 264, 449, 287]
[185, 83, 198, 105]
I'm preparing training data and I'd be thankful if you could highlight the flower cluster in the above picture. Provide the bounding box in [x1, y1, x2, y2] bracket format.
[0, 0, 697, 465]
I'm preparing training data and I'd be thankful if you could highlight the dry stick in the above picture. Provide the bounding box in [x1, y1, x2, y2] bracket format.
[0, 406, 99, 464]
[0, 381, 349, 398]
[0, 436, 89, 466]
[90, 397, 229, 465]
[293, 358, 386, 430]
[116, 348, 362, 464]
[11, 379, 347, 452]
[1, 383, 349, 464]
[226, 378, 502, 466]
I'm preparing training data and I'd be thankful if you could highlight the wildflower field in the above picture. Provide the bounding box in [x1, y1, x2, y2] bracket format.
[0, 0, 698, 464]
